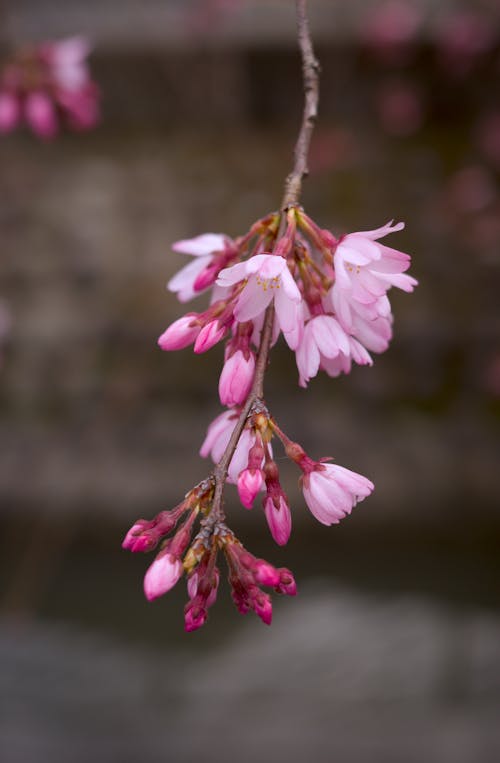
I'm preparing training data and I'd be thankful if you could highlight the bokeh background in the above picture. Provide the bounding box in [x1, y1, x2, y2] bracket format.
[1, 1, 499, 761]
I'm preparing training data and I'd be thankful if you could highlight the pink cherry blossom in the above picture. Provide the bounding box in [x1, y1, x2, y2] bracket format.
[217, 254, 303, 349]
[295, 314, 351, 387]
[302, 463, 374, 526]
[0, 92, 20, 132]
[264, 494, 292, 546]
[168, 233, 228, 302]
[143, 552, 183, 601]
[0, 37, 99, 139]
[219, 348, 255, 406]
[200, 409, 238, 463]
[329, 221, 417, 350]
[200, 410, 256, 484]
[320, 335, 372, 379]
[25, 92, 58, 138]
[46, 37, 91, 91]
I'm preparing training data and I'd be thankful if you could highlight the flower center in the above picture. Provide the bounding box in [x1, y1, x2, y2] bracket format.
[256, 275, 281, 292]
[346, 263, 361, 275]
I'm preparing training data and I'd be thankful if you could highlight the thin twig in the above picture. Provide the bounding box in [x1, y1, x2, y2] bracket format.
[210, 0, 320, 521]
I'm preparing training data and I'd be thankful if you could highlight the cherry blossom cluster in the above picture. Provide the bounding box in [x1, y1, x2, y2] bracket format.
[0, 37, 99, 139]
[123, 477, 297, 630]
[123, 205, 416, 632]
[159, 207, 416, 388]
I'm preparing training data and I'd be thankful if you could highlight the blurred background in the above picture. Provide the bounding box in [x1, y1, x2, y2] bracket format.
[0, 1, 499, 761]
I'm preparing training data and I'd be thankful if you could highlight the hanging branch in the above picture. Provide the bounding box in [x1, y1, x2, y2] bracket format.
[123, 0, 417, 633]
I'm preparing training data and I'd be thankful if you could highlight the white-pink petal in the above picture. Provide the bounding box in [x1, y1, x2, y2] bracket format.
[172, 233, 226, 257]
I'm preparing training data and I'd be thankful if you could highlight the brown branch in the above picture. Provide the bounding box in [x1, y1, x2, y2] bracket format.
[283, 0, 320, 208]
[210, 0, 320, 522]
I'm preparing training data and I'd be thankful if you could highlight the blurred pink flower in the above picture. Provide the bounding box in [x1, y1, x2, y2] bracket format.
[0, 36, 99, 139]
[376, 80, 425, 136]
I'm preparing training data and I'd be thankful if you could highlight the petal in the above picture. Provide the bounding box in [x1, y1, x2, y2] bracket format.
[312, 315, 350, 357]
[353, 220, 405, 241]
[235, 279, 272, 322]
[172, 233, 226, 257]
[167, 256, 211, 301]
[217, 260, 250, 287]
[337, 238, 381, 265]
[275, 291, 303, 348]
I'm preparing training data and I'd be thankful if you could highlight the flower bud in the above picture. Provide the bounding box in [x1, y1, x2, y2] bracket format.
[218, 349, 255, 407]
[264, 494, 292, 546]
[237, 468, 263, 509]
[194, 319, 227, 353]
[143, 552, 183, 601]
[158, 314, 200, 350]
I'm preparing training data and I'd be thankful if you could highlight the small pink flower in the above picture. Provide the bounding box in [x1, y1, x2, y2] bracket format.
[217, 254, 303, 349]
[238, 468, 263, 508]
[25, 92, 58, 138]
[329, 220, 417, 351]
[295, 314, 351, 387]
[46, 36, 91, 91]
[264, 494, 292, 546]
[143, 552, 183, 601]
[218, 348, 255, 406]
[157, 314, 200, 350]
[168, 233, 228, 302]
[302, 463, 374, 526]
[0, 92, 20, 132]
[200, 409, 238, 463]
[320, 335, 372, 378]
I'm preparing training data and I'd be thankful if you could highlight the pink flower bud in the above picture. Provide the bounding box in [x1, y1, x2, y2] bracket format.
[218, 349, 255, 406]
[122, 521, 149, 550]
[194, 319, 226, 353]
[264, 494, 292, 546]
[157, 314, 199, 350]
[251, 559, 281, 588]
[184, 602, 207, 632]
[0, 92, 20, 132]
[276, 568, 297, 596]
[143, 552, 183, 601]
[25, 91, 58, 139]
[237, 468, 263, 509]
[252, 591, 273, 625]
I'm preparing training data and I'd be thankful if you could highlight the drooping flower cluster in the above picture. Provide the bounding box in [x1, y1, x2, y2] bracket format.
[160, 207, 416, 390]
[123, 478, 296, 631]
[123, 205, 416, 631]
[0, 37, 99, 138]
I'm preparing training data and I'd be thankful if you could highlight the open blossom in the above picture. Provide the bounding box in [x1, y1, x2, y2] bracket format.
[301, 462, 374, 526]
[0, 36, 99, 138]
[296, 313, 367, 387]
[217, 254, 303, 349]
[200, 409, 260, 484]
[168, 233, 235, 302]
[328, 221, 417, 352]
